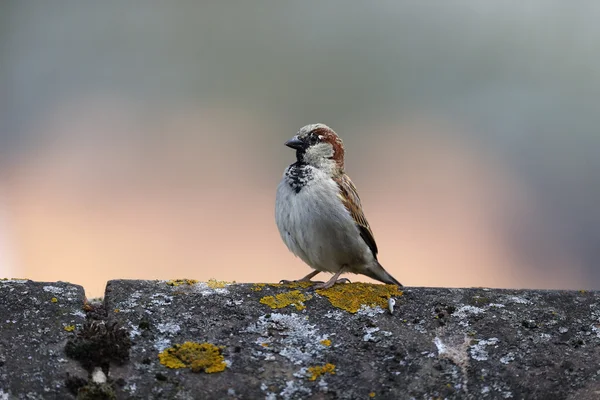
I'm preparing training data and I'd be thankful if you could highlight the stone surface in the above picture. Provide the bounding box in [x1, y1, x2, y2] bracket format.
[102, 280, 600, 400]
[1, 279, 600, 399]
[0, 280, 87, 399]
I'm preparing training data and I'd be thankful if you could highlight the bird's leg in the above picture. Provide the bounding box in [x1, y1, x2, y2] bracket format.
[313, 267, 349, 290]
[279, 270, 321, 284]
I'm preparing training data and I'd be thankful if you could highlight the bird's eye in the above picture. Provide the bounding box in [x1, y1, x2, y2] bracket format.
[308, 134, 320, 145]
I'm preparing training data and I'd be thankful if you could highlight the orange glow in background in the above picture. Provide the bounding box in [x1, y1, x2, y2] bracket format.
[2, 2, 599, 297]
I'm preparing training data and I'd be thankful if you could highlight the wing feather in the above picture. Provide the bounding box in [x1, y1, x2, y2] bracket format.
[334, 174, 379, 259]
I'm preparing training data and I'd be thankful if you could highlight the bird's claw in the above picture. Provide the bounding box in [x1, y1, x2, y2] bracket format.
[313, 278, 351, 290]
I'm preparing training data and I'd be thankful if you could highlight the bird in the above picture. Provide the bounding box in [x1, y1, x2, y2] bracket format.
[275, 123, 403, 289]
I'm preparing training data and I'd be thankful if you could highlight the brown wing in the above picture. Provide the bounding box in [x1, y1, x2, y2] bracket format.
[334, 174, 379, 259]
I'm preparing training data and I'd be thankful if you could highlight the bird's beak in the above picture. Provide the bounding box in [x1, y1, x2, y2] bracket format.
[284, 135, 305, 150]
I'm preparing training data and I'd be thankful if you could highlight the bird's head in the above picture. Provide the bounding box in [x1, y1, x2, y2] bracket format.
[284, 123, 345, 171]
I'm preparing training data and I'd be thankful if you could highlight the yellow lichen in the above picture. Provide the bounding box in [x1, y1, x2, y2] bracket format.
[166, 279, 199, 287]
[316, 282, 402, 314]
[206, 279, 230, 289]
[51, 297, 58, 303]
[268, 281, 314, 289]
[369, 392, 376, 398]
[251, 283, 266, 291]
[320, 339, 332, 347]
[158, 342, 226, 373]
[114, 309, 120, 313]
[260, 290, 312, 311]
[64, 325, 75, 332]
[307, 363, 336, 381]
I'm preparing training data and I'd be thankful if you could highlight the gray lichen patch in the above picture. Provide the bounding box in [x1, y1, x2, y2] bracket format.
[245, 313, 332, 365]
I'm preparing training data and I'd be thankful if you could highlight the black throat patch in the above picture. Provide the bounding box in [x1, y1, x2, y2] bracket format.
[285, 162, 313, 193]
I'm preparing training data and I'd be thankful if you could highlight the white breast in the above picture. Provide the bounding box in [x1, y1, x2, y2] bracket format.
[275, 166, 372, 273]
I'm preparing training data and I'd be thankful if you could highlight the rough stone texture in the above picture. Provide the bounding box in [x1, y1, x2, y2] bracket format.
[0, 280, 87, 399]
[103, 280, 600, 400]
[1, 279, 600, 399]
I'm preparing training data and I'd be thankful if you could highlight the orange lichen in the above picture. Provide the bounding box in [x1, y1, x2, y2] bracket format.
[307, 363, 336, 381]
[158, 342, 226, 373]
[316, 282, 402, 314]
[320, 339, 332, 347]
[166, 279, 199, 287]
[260, 290, 312, 311]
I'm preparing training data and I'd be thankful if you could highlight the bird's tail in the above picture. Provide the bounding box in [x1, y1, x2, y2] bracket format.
[365, 261, 403, 287]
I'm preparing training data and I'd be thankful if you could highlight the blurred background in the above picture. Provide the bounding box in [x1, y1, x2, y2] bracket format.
[2, 1, 600, 298]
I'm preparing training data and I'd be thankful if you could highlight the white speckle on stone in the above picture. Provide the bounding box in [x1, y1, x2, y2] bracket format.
[470, 338, 499, 361]
[227, 388, 236, 396]
[500, 352, 515, 364]
[388, 298, 396, 314]
[293, 367, 309, 379]
[92, 367, 107, 383]
[559, 327, 569, 334]
[356, 305, 385, 317]
[193, 281, 230, 296]
[506, 296, 530, 305]
[0, 389, 8, 400]
[226, 299, 244, 306]
[540, 333, 552, 341]
[71, 310, 86, 319]
[481, 386, 490, 394]
[454, 305, 485, 319]
[280, 380, 311, 400]
[154, 338, 172, 351]
[323, 310, 345, 320]
[129, 324, 141, 339]
[363, 327, 380, 342]
[124, 382, 137, 394]
[434, 337, 447, 354]
[488, 303, 505, 308]
[157, 322, 181, 335]
[503, 391, 514, 398]
[149, 293, 173, 307]
[246, 313, 327, 365]
[42, 286, 64, 294]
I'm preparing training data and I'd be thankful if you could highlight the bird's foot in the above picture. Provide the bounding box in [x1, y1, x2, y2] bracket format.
[314, 278, 351, 290]
[278, 279, 323, 285]
[279, 270, 321, 284]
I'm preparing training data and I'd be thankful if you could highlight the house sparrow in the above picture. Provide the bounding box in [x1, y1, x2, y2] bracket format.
[275, 123, 403, 289]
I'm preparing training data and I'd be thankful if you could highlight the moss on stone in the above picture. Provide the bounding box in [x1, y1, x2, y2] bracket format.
[259, 290, 312, 311]
[158, 342, 226, 373]
[316, 282, 402, 314]
[307, 363, 336, 381]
